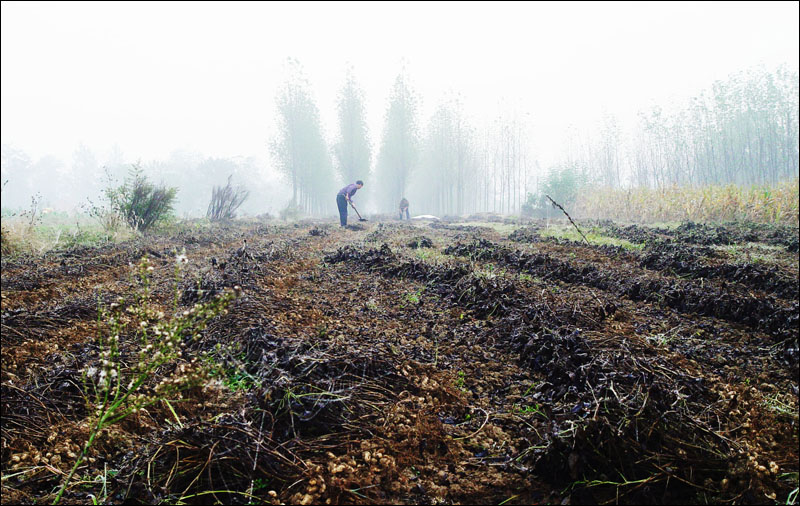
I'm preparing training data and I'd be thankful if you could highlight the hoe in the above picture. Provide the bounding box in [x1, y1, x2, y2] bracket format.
[349, 201, 368, 222]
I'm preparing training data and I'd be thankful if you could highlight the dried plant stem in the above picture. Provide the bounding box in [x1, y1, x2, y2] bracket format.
[546, 194, 590, 245]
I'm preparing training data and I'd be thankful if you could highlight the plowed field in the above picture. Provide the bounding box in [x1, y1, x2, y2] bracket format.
[2, 218, 798, 504]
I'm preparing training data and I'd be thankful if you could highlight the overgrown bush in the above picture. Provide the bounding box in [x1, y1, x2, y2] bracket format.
[103, 164, 178, 232]
[522, 164, 588, 217]
[207, 175, 249, 221]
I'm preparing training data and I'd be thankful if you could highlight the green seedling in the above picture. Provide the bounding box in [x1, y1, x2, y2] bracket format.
[522, 383, 539, 397]
[513, 403, 547, 418]
[403, 288, 424, 305]
[454, 370, 467, 391]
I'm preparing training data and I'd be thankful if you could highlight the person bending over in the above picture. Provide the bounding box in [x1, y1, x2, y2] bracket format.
[336, 180, 364, 227]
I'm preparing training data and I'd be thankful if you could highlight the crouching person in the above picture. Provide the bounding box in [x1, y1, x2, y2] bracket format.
[399, 197, 410, 220]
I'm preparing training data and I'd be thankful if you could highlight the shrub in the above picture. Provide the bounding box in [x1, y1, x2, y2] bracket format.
[207, 175, 249, 221]
[105, 164, 178, 232]
[523, 165, 588, 217]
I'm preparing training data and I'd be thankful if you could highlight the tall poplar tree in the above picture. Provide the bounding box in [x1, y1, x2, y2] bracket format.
[416, 95, 478, 216]
[270, 58, 335, 215]
[334, 67, 371, 186]
[375, 71, 419, 212]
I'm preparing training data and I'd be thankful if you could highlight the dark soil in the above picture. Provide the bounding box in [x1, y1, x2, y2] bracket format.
[2, 218, 798, 505]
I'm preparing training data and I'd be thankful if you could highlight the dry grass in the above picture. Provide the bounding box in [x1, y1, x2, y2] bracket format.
[0, 215, 137, 256]
[1, 219, 51, 256]
[574, 178, 799, 225]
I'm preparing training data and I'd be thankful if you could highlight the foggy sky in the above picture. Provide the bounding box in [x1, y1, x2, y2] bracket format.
[2, 1, 798, 171]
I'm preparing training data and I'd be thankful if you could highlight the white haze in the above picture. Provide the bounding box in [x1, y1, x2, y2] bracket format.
[2, 1, 798, 208]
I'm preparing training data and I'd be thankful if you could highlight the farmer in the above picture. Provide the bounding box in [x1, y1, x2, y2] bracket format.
[336, 180, 364, 227]
[399, 197, 410, 220]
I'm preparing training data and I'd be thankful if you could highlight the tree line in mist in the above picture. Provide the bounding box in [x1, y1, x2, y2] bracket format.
[2, 62, 797, 218]
[271, 58, 534, 217]
[0, 146, 286, 216]
[271, 60, 798, 217]
[587, 65, 799, 189]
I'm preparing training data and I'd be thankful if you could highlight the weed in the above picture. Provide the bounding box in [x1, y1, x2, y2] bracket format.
[512, 403, 547, 418]
[83, 168, 135, 238]
[645, 333, 669, 347]
[712, 243, 786, 268]
[566, 474, 657, 494]
[574, 179, 799, 225]
[201, 343, 258, 393]
[454, 370, 467, 392]
[403, 288, 424, 305]
[474, 263, 505, 280]
[413, 248, 448, 264]
[763, 393, 798, 421]
[53, 255, 237, 505]
[522, 383, 538, 397]
[20, 193, 44, 232]
[251, 477, 270, 491]
[788, 487, 799, 506]
[460, 221, 518, 234]
[541, 224, 644, 250]
[223, 370, 256, 392]
[1, 194, 48, 255]
[780, 472, 799, 505]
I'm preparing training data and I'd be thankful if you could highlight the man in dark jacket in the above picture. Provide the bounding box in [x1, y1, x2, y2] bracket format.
[336, 180, 363, 227]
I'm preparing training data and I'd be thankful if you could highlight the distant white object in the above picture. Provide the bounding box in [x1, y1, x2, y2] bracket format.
[411, 215, 440, 220]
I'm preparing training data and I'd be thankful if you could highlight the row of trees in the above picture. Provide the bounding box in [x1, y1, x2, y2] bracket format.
[271, 60, 536, 217]
[561, 65, 799, 190]
[4, 63, 795, 218]
[270, 59, 337, 216]
[272, 63, 797, 217]
[409, 99, 532, 216]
